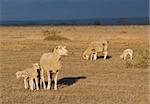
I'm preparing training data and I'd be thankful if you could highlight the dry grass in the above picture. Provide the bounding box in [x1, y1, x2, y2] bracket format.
[126, 47, 150, 69]
[0, 25, 149, 104]
[44, 34, 69, 41]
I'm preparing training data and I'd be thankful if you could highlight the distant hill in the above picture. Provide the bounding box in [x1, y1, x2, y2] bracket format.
[0, 17, 149, 25]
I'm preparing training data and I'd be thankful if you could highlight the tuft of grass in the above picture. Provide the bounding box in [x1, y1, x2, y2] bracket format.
[126, 47, 150, 69]
[42, 30, 69, 41]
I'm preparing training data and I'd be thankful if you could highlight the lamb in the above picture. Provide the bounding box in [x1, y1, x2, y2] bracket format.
[83, 39, 109, 60]
[40, 46, 68, 90]
[16, 63, 40, 90]
[120, 49, 133, 60]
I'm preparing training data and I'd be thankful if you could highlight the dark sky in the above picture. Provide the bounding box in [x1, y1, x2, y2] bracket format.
[0, 0, 149, 21]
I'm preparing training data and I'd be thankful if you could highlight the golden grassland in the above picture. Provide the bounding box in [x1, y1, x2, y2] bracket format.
[0, 25, 149, 104]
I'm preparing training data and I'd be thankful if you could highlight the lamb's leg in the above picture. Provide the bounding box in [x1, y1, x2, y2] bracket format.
[47, 71, 51, 90]
[40, 68, 46, 89]
[29, 78, 34, 90]
[104, 51, 107, 60]
[54, 71, 59, 90]
[24, 78, 28, 89]
[35, 77, 39, 90]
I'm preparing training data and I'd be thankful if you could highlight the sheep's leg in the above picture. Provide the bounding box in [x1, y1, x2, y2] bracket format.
[33, 80, 35, 89]
[124, 54, 126, 60]
[29, 78, 34, 90]
[40, 79, 42, 88]
[131, 54, 133, 60]
[54, 71, 59, 90]
[129, 53, 133, 60]
[104, 51, 107, 60]
[35, 77, 39, 90]
[90, 54, 93, 60]
[39, 70, 42, 88]
[47, 71, 51, 90]
[40, 68, 46, 89]
[93, 53, 97, 60]
[123, 56, 125, 60]
[24, 78, 28, 89]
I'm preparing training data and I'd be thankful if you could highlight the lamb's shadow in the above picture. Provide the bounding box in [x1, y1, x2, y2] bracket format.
[97, 55, 112, 60]
[58, 76, 86, 88]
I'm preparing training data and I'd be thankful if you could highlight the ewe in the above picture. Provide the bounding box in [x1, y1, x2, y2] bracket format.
[120, 49, 133, 60]
[83, 40, 109, 60]
[40, 46, 68, 90]
[16, 63, 40, 90]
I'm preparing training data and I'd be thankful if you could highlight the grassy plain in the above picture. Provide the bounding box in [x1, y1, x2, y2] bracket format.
[0, 25, 149, 104]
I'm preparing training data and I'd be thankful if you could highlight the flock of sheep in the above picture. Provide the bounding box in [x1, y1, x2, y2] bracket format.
[16, 39, 133, 91]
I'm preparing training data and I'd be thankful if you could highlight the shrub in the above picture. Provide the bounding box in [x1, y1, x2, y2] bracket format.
[42, 30, 69, 41]
[44, 35, 69, 41]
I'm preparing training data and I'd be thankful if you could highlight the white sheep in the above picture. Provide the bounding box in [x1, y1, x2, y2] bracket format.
[40, 46, 68, 90]
[120, 49, 133, 60]
[16, 63, 40, 90]
[83, 40, 109, 60]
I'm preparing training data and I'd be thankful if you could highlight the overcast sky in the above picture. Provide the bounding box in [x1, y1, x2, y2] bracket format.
[0, 0, 149, 21]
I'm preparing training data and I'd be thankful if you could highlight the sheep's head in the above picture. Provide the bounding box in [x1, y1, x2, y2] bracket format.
[83, 49, 96, 60]
[91, 49, 96, 54]
[16, 71, 26, 79]
[82, 52, 90, 60]
[32, 63, 40, 69]
[83, 50, 90, 60]
[83, 54, 89, 60]
[54, 46, 68, 56]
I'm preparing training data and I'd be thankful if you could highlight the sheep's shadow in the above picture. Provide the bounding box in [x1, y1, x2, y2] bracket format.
[58, 76, 86, 88]
[97, 55, 111, 60]
[40, 76, 86, 89]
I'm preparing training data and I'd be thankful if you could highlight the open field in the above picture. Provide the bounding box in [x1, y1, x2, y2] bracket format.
[0, 25, 149, 104]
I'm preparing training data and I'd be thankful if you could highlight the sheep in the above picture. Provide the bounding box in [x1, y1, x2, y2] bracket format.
[16, 63, 40, 90]
[120, 49, 133, 60]
[83, 40, 109, 60]
[40, 46, 68, 90]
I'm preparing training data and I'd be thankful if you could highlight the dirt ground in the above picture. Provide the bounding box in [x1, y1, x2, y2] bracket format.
[0, 25, 149, 104]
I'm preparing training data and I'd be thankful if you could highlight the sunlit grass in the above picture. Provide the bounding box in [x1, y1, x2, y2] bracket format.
[126, 47, 150, 69]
